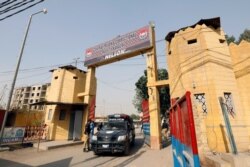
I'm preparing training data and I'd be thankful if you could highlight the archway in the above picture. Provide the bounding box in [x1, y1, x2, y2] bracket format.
[79, 23, 169, 149]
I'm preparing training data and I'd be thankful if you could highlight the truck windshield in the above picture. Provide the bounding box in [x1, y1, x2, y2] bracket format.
[103, 122, 126, 130]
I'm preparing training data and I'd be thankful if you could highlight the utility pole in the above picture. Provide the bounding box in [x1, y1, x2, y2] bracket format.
[73, 57, 80, 67]
[0, 9, 47, 148]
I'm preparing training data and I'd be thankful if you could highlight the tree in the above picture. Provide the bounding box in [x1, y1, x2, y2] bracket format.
[225, 29, 250, 45]
[133, 69, 170, 116]
[225, 35, 236, 45]
[238, 29, 250, 43]
[130, 114, 140, 120]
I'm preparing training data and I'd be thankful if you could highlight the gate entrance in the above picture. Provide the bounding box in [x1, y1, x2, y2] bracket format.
[79, 23, 168, 149]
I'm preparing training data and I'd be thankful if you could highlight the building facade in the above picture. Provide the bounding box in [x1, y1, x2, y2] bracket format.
[44, 65, 88, 141]
[165, 17, 250, 153]
[11, 83, 50, 111]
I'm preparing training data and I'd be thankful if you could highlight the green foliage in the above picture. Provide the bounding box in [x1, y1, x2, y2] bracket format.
[130, 114, 140, 120]
[133, 69, 170, 116]
[238, 29, 250, 43]
[225, 35, 236, 44]
[225, 29, 250, 44]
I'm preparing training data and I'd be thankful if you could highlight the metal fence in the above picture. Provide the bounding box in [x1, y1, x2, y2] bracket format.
[23, 125, 48, 141]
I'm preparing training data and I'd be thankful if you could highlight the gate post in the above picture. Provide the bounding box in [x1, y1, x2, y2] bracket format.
[82, 67, 97, 128]
[146, 23, 162, 149]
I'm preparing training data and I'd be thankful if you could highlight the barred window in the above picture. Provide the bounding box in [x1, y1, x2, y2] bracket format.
[224, 92, 235, 117]
[194, 93, 207, 113]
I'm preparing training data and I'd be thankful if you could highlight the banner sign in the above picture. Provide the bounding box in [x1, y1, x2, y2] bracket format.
[84, 25, 152, 66]
[88, 96, 96, 120]
[141, 99, 150, 123]
[2, 127, 25, 143]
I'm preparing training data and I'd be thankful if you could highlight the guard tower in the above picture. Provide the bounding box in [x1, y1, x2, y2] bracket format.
[165, 17, 250, 152]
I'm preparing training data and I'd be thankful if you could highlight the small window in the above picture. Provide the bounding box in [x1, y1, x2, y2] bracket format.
[37, 93, 40, 96]
[54, 76, 58, 80]
[38, 87, 41, 90]
[48, 109, 52, 120]
[32, 87, 36, 90]
[187, 39, 197, 44]
[36, 99, 38, 102]
[31, 93, 34, 97]
[194, 93, 207, 113]
[59, 109, 66, 120]
[168, 50, 171, 55]
[224, 92, 235, 117]
[219, 39, 226, 43]
[30, 100, 33, 103]
[73, 76, 78, 79]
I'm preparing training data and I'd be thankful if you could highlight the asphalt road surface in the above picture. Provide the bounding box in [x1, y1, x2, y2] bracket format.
[0, 134, 173, 167]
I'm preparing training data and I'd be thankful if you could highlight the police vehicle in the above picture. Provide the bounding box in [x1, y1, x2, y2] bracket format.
[91, 114, 135, 155]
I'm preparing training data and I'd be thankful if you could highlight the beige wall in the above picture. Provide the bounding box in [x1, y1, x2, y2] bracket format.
[45, 105, 73, 140]
[167, 24, 250, 152]
[47, 68, 86, 104]
[45, 67, 86, 140]
[229, 41, 250, 143]
[14, 111, 45, 127]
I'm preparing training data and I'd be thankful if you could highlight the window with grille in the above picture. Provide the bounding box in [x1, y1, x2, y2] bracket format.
[194, 93, 207, 113]
[224, 92, 235, 117]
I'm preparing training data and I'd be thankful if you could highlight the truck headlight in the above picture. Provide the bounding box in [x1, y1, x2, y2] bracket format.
[92, 135, 97, 141]
[117, 135, 126, 141]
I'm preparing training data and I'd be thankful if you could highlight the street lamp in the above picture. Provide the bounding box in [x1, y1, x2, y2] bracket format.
[0, 9, 47, 148]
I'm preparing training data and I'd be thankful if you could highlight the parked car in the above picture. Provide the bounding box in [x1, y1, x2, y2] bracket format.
[91, 114, 135, 155]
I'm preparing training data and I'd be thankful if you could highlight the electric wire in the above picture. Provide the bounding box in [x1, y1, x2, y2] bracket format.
[0, 61, 75, 74]
[97, 78, 134, 92]
[0, 0, 16, 9]
[0, 0, 45, 21]
[0, 0, 36, 15]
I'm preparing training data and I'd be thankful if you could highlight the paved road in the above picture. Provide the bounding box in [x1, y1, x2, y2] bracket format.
[0, 135, 173, 167]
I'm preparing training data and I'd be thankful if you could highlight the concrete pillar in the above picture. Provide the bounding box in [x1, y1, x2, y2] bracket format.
[82, 67, 96, 129]
[146, 24, 162, 149]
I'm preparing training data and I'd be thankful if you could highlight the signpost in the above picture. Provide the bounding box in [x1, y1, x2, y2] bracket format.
[2, 127, 25, 144]
[84, 25, 152, 67]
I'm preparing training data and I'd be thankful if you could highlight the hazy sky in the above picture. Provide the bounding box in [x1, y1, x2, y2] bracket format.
[0, 1, 249, 116]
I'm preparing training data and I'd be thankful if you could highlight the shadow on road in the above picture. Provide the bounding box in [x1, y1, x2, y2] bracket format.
[0, 158, 33, 167]
[4, 143, 33, 151]
[93, 136, 146, 167]
[114, 150, 146, 167]
[38, 157, 73, 167]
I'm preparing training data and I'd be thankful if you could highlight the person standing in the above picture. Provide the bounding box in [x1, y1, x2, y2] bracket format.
[161, 119, 169, 140]
[89, 120, 95, 144]
[83, 120, 91, 152]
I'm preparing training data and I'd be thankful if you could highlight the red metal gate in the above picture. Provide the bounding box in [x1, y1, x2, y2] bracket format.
[170, 91, 200, 167]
